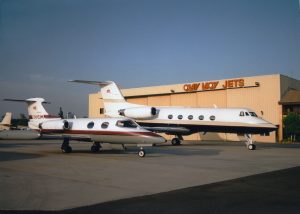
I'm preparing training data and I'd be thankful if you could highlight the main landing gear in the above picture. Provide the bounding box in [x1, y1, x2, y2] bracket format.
[61, 138, 72, 153]
[91, 142, 101, 152]
[244, 134, 256, 150]
[171, 135, 183, 146]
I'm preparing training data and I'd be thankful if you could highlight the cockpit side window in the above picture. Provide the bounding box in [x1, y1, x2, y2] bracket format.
[116, 120, 138, 128]
[245, 112, 249, 116]
[239, 111, 244, 116]
[249, 112, 258, 117]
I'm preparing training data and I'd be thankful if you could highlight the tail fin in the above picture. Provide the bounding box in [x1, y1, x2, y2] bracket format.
[4, 98, 60, 129]
[0, 112, 12, 126]
[69, 80, 143, 117]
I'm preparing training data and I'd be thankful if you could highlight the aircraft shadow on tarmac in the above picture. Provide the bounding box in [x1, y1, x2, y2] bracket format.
[49, 146, 222, 157]
[0, 151, 42, 162]
[0, 141, 56, 149]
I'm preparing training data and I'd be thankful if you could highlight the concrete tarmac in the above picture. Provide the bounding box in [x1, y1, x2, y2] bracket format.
[0, 140, 300, 212]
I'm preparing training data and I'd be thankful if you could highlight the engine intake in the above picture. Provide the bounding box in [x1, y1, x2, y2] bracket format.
[40, 120, 72, 130]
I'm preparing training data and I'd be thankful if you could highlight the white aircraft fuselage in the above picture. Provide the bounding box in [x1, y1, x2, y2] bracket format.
[40, 117, 165, 145]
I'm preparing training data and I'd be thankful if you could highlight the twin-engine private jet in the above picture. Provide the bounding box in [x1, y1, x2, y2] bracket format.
[70, 80, 278, 150]
[4, 98, 166, 157]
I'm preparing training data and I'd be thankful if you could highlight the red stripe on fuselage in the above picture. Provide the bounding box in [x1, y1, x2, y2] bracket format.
[41, 129, 161, 137]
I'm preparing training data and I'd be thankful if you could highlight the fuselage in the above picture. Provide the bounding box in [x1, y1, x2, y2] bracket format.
[136, 107, 277, 135]
[40, 118, 166, 145]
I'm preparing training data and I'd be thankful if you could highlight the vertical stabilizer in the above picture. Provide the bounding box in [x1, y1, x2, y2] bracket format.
[4, 98, 61, 129]
[69, 80, 143, 117]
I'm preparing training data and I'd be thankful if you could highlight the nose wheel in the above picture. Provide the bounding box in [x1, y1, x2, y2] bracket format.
[244, 134, 256, 150]
[138, 146, 146, 157]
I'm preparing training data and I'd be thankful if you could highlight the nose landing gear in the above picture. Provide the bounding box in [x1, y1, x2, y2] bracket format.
[244, 134, 256, 150]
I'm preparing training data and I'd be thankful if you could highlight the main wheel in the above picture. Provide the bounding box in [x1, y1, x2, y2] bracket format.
[171, 138, 181, 146]
[91, 145, 100, 152]
[138, 150, 146, 157]
[248, 144, 256, 150]
[62, 146, 72, 153]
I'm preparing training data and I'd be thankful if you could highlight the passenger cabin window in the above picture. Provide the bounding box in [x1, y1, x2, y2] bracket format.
[239, 111, 244, 116]
[178, 115, 183, 120]
[245, 112, 249, 116]
[116, 120, 138, 128]
[87, 122, 94, 129]
[249, 112, 258, 117]
[101, 122, 109, 129]
[168, 114, 173, 119]
[210, 115, 216, 121]
[199, 115, 204, 120]
[188, 115, 193, 120]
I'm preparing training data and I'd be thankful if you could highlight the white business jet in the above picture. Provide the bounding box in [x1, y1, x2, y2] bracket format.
[0, 112, 12, 131]
[4, 98, 166, 157]
[70, 80, 277, 150]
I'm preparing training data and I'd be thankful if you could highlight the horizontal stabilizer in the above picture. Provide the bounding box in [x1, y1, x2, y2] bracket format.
[68, 80, 112, 87]
[4, 98, 50, 104]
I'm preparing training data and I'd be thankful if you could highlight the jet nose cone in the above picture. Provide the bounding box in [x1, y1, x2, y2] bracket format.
[142, 132, 166, 144]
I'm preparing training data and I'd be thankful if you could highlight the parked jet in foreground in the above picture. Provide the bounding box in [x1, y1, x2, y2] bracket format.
[0, 112, 12, 131]
[4, 98, 165, 157]
[70, 80, 277, 150]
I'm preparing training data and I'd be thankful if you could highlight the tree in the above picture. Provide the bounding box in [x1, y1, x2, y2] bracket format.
[283, 113, 300, 142]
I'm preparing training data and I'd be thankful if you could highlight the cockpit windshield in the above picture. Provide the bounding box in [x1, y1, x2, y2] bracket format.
[249, 112, 258, 117]
[116, 120, 138, 128]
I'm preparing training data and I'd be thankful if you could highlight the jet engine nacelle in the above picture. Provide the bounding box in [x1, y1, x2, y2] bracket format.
[119, 107, 158, 120]
[40, 120, 72, 130]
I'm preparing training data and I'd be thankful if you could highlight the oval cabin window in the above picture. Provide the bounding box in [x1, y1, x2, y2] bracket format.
[188, 115, 193, 120]
[87, 122, 94, 129]
[168, 114, 173, 119]
[210, 115, 216, 121]
[101, 122, 109, 129]
[178, 115, 183, 120]
[198, 115, 204, 120]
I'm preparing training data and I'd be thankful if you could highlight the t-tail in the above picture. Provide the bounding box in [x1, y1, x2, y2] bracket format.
[4, 98, 61, 129]
[69, 80, 144, 117]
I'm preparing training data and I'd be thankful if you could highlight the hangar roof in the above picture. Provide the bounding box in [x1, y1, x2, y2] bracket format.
[279, 90, 300, 105]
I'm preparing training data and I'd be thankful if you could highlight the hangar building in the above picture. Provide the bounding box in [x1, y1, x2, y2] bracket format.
[89, 74, 300, 143]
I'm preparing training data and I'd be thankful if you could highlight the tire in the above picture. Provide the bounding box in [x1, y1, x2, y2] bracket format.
[138, 150, 145, 157]
[171, 138, 181, 146]
[91, 145, 100, 152]
[62, 146, 72, 153]
[248, 144, 255, 150]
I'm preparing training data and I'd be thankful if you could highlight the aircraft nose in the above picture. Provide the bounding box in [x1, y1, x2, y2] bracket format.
[141, 132, 167, 144]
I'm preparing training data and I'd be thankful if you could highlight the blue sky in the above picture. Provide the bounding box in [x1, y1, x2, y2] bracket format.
[0, 0, 300, 117]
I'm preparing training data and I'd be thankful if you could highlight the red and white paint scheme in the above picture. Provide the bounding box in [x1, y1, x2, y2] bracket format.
[4, 98, 166, 157]
[70, 80, 278, 150]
